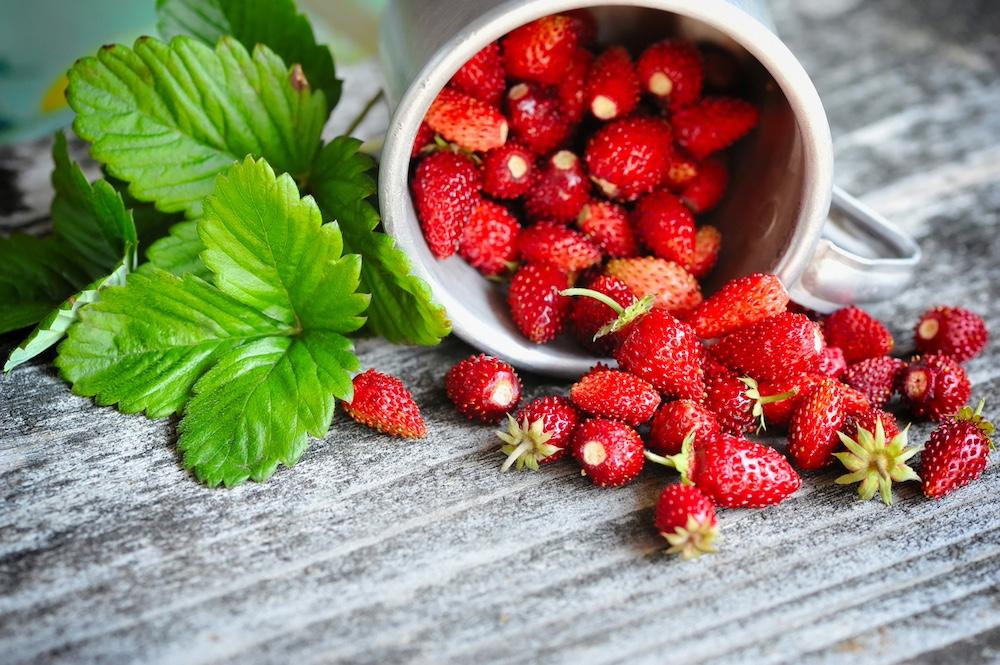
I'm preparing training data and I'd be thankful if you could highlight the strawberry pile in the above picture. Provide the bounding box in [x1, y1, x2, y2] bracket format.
[408, 11, 759, 347]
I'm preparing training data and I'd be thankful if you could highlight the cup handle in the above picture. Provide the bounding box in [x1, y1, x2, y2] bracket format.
[788, 186, 922, 313]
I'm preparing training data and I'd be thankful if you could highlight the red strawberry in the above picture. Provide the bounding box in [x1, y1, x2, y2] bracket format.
[502, 15, 579, 86]
[498, 395, 580, 471]
[508, 263, 571, 343]
[711, 312, 825, 382]
[704, 361, 796, 435]
[615, 309, 705, 400]
[568, 275, 635, 354]
[570, 369, 661, 426]
[557, 48, 593, 123]
[842, 407, 901, 443]
[524, 150, 591, 222]
[788, 379, 847, 470]
[425, 87, 508, 153]
[572, 418, 645, 487]
[586, 46, 640, 121]
[914, 306, 988, 363]
[411, 151, 481, 258]
[842, 356, 905, 408]
[445, 354, 523, 422]
[685, 273, 789, 340]
[411, 121, 436, 158]
[834, 414, 919, 505]
[564, 9, 598, 47]
[481, 142, 536, 199]
[822, 306, 894, 364]
[687, 225, 721, 279]
[817, 346, 847, 378]
[636, 40, 703, 111]
[450, 42, 506, 106]
[606, 257, 702, 316]
[506, 83, 573, 155]
[901, 354, 971, 421]
[576, 201, 639, 258]
[673, 97, 759, 160]
[655, 484, 718, 559]
[517, 221, 602, 273]
[921, 400, 995, 499]
[758, 373, 824, 427]
[585, 116, 673, 201]
[631, 190, 697, 265]
[664, 150, 700, 190]
[680, 156, 729, 213]
[648, 399, 721, 456]
[459, 200, 521, 277]
[669, 432, 801, 508]
[343, 369, 427, 438]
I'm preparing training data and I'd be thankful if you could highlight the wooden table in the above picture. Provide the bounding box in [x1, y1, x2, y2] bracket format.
[2, 1, 999, 663]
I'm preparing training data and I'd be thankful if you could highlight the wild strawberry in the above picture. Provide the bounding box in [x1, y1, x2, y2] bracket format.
[445, 354, 522, 422]
[568, 275, 635, 355]
[411, 121, 436, 157]
[557, 48, 593, 123]
[524, 150, 591, 222]
[517, 221, 602, 273]
[343, 369, 427, 438]
[788, 378, 847, 470]
[664, 151, 700, 191]
[842, 356, 905, 408]
[570, 369, 661, 426]
[838, 382, 873, 417]
[673, 97, 759, 160]
[506, 83, 573, 155]
[665, 432, 801, 508]
[834, 415, 919, 505]
[614, 309, 705, 400]
[711, 312, 825, 382]
[450, 42, 506, 106]
[636, 40, 703, 111]
[843, 407, 901, 443]
[914, 306, 988, 363]
[564, 9, 598, 47]
[681, 156, 729, 213]
[648, 399, 721, 456]
[655, 484, 718, 560]
[703, 361, 796, 435]
[817, 346, 847, 378]
[822, 305, 894, 364]
[459, 200, 521, 277]
[758, 373, 824, 427]
[572, 418, 645, 487]
[497, 395, 580, 471]
[424, 87, 508, 153]
[685, 273, 789, 340]
[508, 263, 571, 343]
[502, 15, 579, 86]
[605, 257, 702, 316]
[631, 190, 697, 265]
[585, 116, 673, 201]
[921, 400, 994, 499]
[687, 225, 721, 279]
[585, 46, 640, 121]
[481, 142, 536, 199]
[411, 151, 480, 258]
[900, 354, 971, 421]
[576, 201, 639, 258]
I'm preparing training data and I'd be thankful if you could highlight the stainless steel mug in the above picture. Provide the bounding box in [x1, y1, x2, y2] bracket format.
[378, 0, 921, 378]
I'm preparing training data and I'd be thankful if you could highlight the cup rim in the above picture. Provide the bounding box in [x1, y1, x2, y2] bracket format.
[379, 0, 834, 377]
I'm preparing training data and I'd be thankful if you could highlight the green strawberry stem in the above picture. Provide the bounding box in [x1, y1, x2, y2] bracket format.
[740, 376, 797, 433]
[345, 89, 386, 136]
[833, 418, 921, 506]
[956, 398, 995, 449]
[500, 439, 534, 472]
[644, 430, 697, 484]
[560, 288, 656, 339]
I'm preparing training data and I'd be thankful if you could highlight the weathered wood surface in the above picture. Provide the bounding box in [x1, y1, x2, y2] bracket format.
[2, 1, 999, 663]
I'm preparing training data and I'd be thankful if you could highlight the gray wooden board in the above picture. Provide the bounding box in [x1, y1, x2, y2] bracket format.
[2, 1, 999, 663]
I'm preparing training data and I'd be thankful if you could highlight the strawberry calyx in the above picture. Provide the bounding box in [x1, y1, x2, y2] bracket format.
[644, 429, 696, 484]
[741, 376, 796, 433]
[560, 287, 655, 339]
[429, 134, 483, 164]
[663, 514, 719, 560]
[833, 417, 920, 505]
[955, 398, 995, 449]
[497, 414, 562, 471]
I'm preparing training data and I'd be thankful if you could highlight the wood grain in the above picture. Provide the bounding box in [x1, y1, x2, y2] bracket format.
[2, 1, 999, 663]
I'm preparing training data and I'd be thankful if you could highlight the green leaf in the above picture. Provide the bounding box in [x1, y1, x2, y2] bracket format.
[142, 219, 211, 279]
[156, 0, 341, 113]
[309, 137, 451, 345]
[67, 35, 326, 217]
[0, 235, 90, 334]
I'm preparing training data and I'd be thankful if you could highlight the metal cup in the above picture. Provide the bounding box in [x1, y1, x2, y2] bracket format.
[378, 0, 921, 378]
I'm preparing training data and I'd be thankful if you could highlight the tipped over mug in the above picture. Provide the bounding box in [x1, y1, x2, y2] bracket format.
[377, 0, 921, 378]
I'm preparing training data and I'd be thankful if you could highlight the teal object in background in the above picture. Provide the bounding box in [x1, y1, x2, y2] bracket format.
[0, 0, 387, 145]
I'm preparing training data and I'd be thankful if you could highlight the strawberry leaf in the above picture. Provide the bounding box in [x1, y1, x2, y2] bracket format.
[156, 0, 341, 113]
[142, 219, 211, 279]
[0, 235, 90, 335]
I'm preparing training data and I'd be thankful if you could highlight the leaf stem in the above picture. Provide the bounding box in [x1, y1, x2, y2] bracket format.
[345, 89, 386, 137]
[560, 288, 626, 315]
